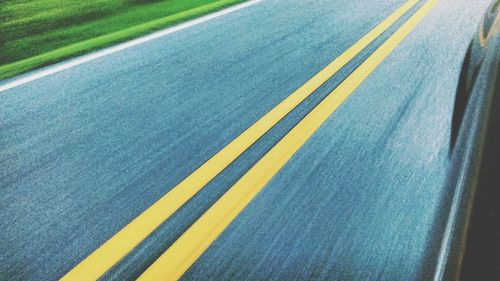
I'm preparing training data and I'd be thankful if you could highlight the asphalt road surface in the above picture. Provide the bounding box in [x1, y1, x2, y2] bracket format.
[0, 0, 493, 280]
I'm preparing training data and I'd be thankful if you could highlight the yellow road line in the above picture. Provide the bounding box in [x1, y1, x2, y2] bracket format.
[61, 1, 419, 280]
[137, 0, 438, 280]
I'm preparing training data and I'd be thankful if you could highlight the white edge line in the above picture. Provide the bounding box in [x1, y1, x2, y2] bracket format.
[0, 0, 264, 93]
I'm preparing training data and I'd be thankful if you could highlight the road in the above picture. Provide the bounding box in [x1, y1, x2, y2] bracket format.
[0, 0, 492, 280]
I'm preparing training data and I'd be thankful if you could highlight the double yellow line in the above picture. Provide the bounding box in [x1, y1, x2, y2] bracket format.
[62, 0, 436, 280]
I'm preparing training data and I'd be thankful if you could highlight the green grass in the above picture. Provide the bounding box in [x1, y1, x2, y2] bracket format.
[0, 0, 247, 80]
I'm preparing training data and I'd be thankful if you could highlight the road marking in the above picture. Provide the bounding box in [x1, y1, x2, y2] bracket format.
[137, 0, 438, 280]
[60, 1, 419, 280]
[0, 0, 264, 93]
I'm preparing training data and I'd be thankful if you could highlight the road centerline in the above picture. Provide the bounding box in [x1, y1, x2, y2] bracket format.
[137, 0, 438, 279]
[60, 1, 420, 279]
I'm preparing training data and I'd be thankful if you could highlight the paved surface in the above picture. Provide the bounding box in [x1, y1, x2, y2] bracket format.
[0, 0, 492, 280]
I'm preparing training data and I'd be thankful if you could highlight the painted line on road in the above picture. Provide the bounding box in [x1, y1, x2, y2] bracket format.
[0, 0, 264, 93]
[137, 0, 438, 279]
[60, 1, 420, 280]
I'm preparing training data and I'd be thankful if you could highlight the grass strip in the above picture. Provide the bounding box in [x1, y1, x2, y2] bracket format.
[0, 0, 246, 80]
